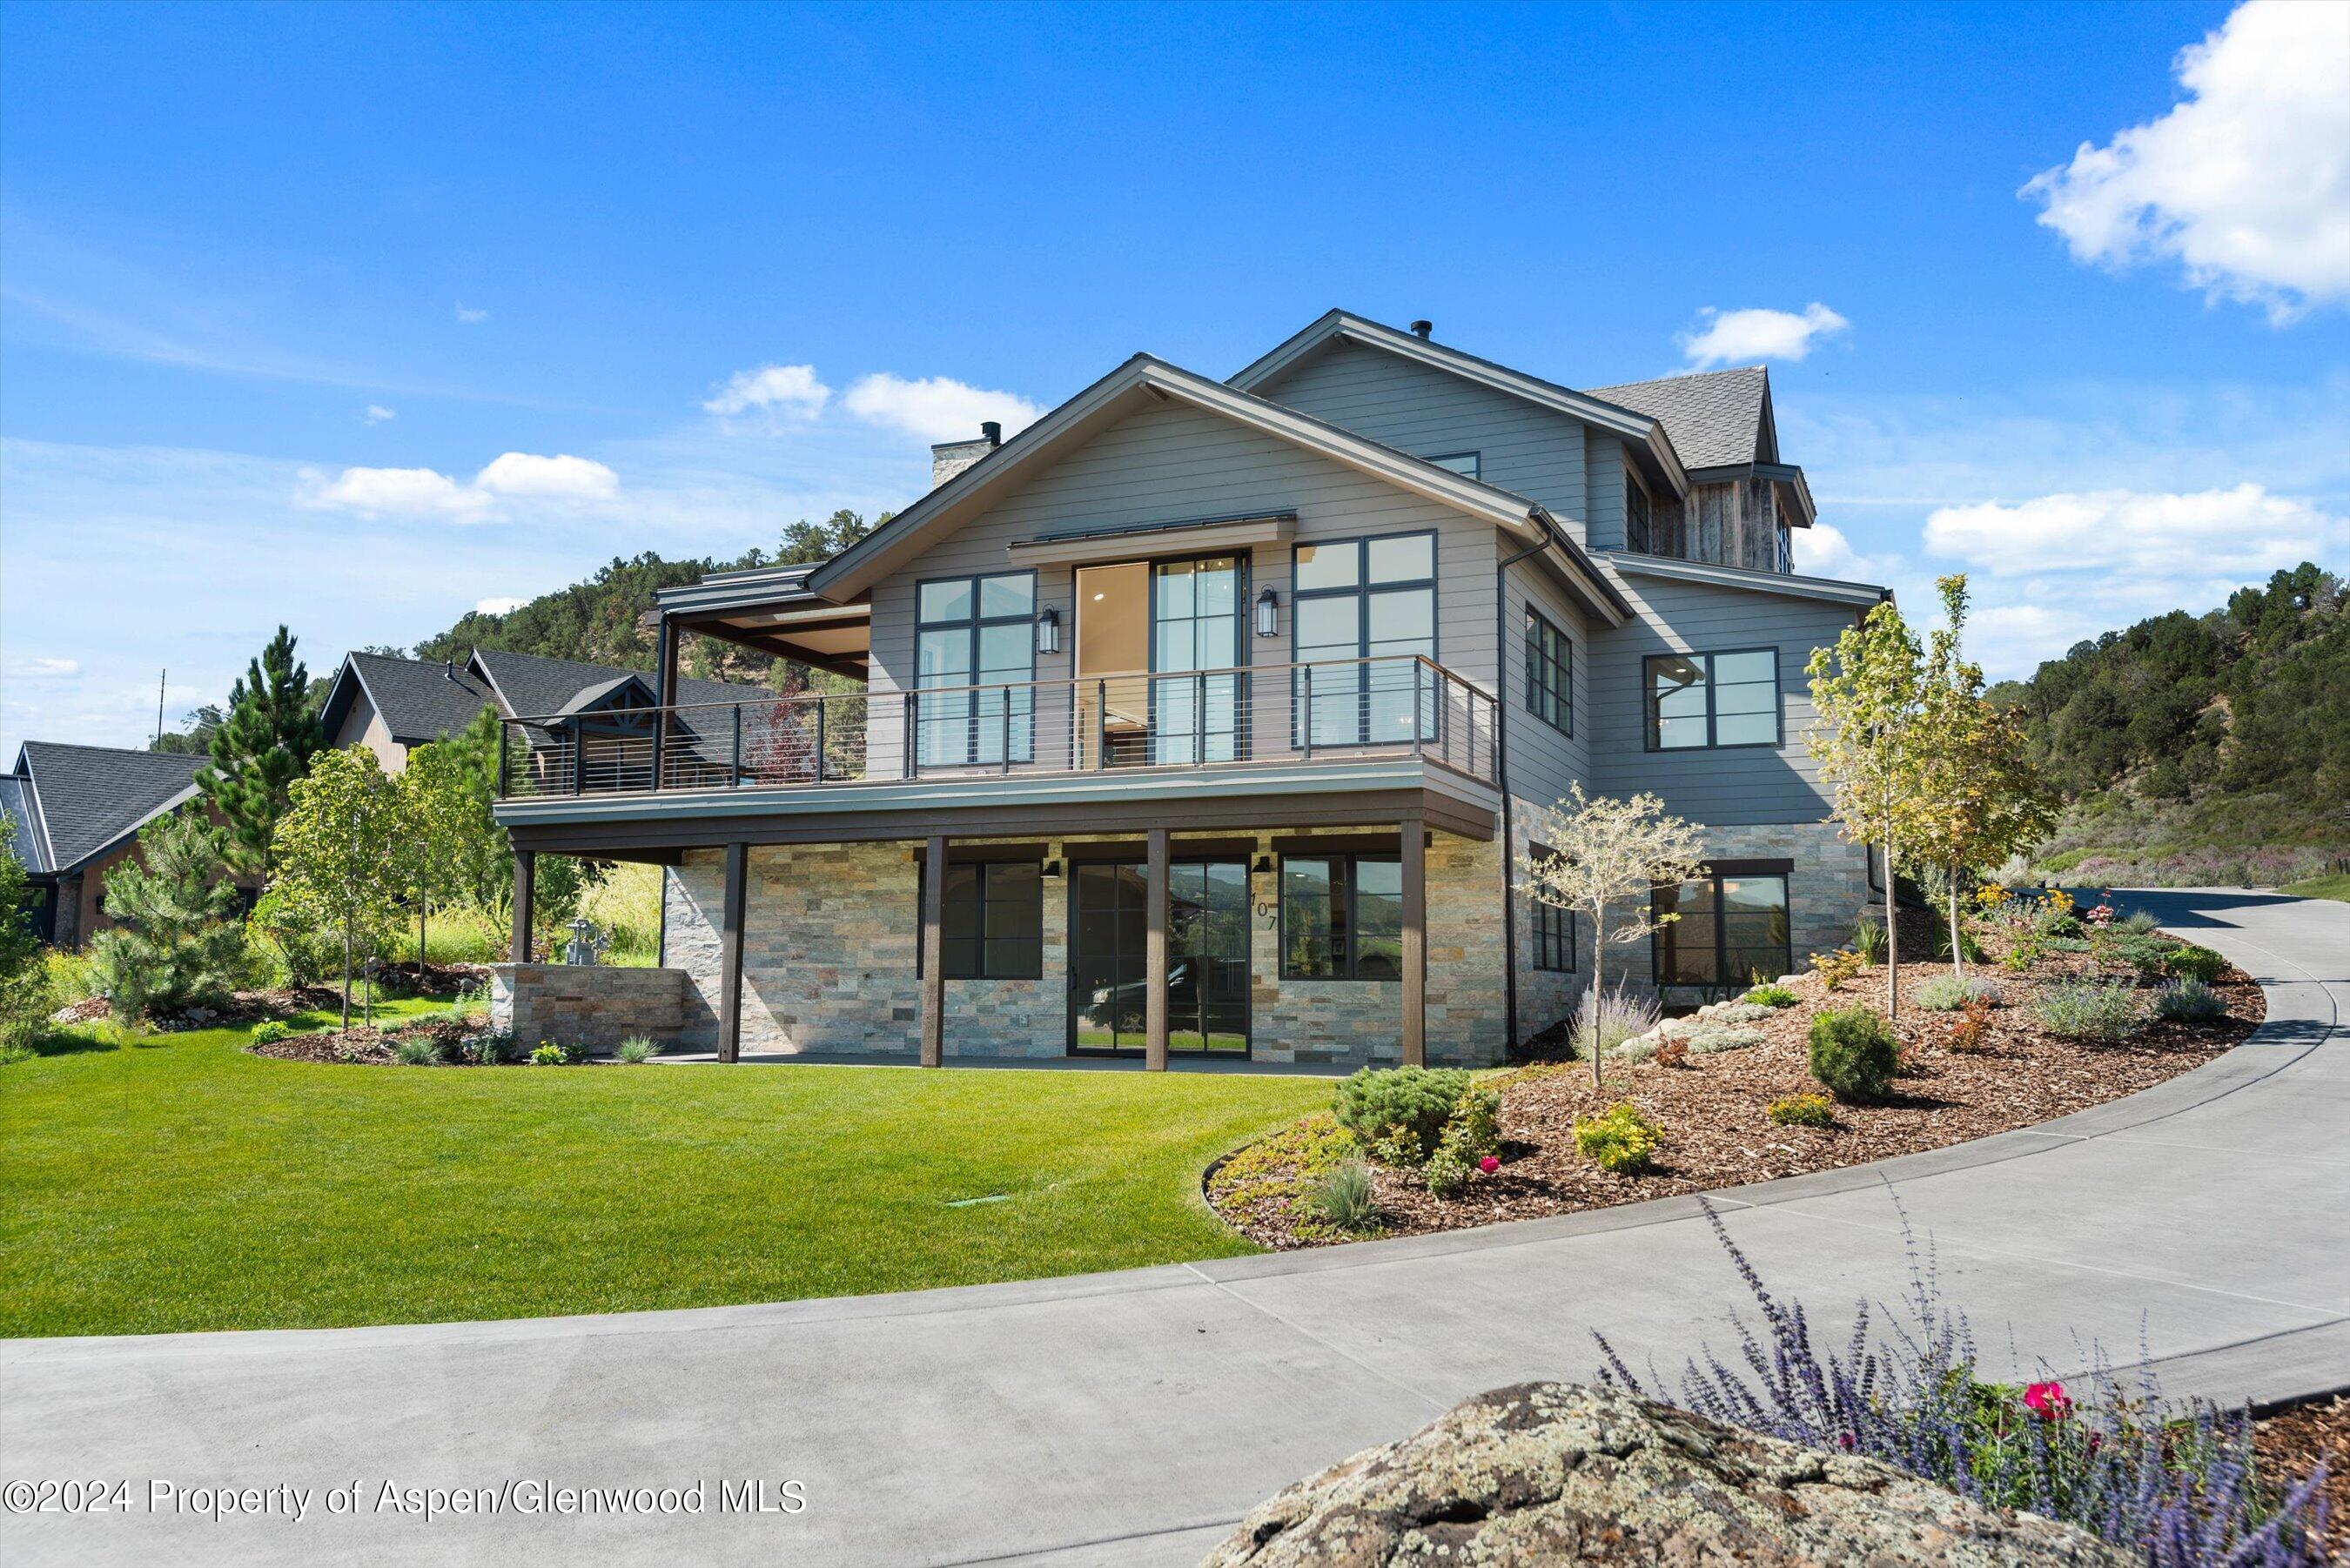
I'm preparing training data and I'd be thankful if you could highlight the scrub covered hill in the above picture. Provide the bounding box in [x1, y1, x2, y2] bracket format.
[1989, 562, 2349, 886]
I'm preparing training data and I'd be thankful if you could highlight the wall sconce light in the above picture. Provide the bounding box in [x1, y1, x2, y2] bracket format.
[1042, 858, 1063, 880]
[1252, 852, 1274, 875]
[1037, 606, 1061, 655]
[1254, 586, 1279, 639]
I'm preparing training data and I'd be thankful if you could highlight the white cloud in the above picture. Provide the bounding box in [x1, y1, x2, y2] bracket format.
[843, 372, 1043, 443]
[1677, 303, 1850, 368]
[473, 452, 619, 499]
[1789, 522, 1881, 582]
[473, 596, 527, 615]
[454, 303, 489, 325]
[363, 405, 396, 425]
[10, 656, 80, 679]
[1923, 483, 2342, 580]
[702, 363, 830, 419]
[302, 465, 494, 519]
[2021, 0, 2350, 323]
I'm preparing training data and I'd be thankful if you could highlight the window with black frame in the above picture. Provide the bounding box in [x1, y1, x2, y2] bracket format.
[1292, 533, 1436, 749]
[1532, 896, 1575, 972]
[1626, 478, 1652, 553]
[1525, 608, 1572, 735]
[917, 859, 1044, 980]
[1653, 868, 1789, 988]
[915, 573, 1035, 767]
[1645, 648, 1779, 750]
[1280, 854, 1402, 980]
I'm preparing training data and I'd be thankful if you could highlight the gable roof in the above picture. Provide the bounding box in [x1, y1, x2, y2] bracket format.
[807, 351, 1629, 625]
[321, 652, 500, 747]
[1580, 366, 1773, 470]
[467, 648, 749, 721]
[1228, 310, 1692, 498]
[4, 742, 206, 875]
[0, 774, 50, 874]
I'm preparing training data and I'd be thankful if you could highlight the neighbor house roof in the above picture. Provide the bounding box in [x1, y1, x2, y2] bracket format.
[2, 742, 207, 876]
[319, 652, 500, 747]
[467, 649, 749, 721]
[1579, 366, 1773, 470]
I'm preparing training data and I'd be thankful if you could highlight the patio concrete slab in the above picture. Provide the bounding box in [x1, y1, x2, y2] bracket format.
[3, 887, 2342, 1568]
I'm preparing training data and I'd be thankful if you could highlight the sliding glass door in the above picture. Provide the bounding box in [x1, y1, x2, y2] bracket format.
[1152, 556, 1243, 764]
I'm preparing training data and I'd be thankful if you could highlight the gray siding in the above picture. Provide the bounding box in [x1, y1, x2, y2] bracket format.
[1248, 340, 1591, 542]
[1582, 430, 1626, 552]
[1590, 572, 1863, 826]
[1499, 542, 1592, 810]
[863, 398, 1503, 774]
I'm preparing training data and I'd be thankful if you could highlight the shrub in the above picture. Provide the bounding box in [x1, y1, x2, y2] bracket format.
[2029, 888, 2080, 937]
[2116, 909, 2162, 935]
[2001, 933, 2046, 972]
[1574, 1102, 1662, 1175]
[529, 1042, 569, 1066]
[1810, 948, 1864, 991]
[2032, 981, 2145, 1042]
[2152, 979, 2227, 1023]
[2165, 945, 2229, 984]
[1852, 915, 1888, 963]
[1570, 983, 1660, 1063]
[1313, 1157, 1380, 1230]
[616, 1035, 657, 1064]
[393, 1037, 439, 1066]
[467, 1029, 517, 1064]
[1742, 982, 1799, 1008]
[1333, 1065, 1469, 1164]
[1679, 1024, 1765, 1055]
[1652, 1038, 1689, 1069]
[1944, 997, 1995, 1054]
[1440, 1086, 1501, 1162]
[1913, 975, 1999, 1011]
[1808, 1007, 1898, 1103]
[1767, 1093, 1836, 1129]
[2108, 932, 2179, 979]
[1424, 1147, 1472, 1197]
[250, 1020, 292, 1044]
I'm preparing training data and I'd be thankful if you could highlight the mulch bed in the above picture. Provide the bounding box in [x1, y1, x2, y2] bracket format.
[50, 965, 491, 1033]
[2253, 1393, 2348, 1557]
[246, 1015, 483, 1066]
[1209, 907, 2264, 1250]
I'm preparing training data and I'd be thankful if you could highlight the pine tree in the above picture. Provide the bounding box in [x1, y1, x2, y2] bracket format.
[0, 819, 50, 1054]
[203, 627, 324, 876]
[87, 812, 248, 1026]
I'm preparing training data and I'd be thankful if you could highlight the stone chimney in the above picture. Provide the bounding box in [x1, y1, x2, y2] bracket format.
[929, 419, 1003, 489]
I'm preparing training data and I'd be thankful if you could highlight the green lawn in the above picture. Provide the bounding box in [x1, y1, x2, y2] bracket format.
[2280, 873, 2350, 903]
[0, 1005, 1326, 1337]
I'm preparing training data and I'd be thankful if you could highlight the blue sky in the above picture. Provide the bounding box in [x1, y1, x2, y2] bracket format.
[3, 0, 2346, 753]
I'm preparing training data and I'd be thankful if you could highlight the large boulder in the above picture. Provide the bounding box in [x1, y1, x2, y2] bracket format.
[1203, 1382, 2125, 1566]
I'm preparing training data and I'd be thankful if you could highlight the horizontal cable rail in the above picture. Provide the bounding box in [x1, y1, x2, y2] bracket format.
[497, 655, 1496, 801]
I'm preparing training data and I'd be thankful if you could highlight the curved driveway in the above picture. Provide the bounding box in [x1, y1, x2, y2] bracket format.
[4, 888, 2344, 1567]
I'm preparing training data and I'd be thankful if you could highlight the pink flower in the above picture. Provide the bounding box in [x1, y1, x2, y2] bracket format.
[1836, 1431, 1856, 1450]
[1478, 1156, 1501, 1174]
[2023, 1381, 2073, 1422]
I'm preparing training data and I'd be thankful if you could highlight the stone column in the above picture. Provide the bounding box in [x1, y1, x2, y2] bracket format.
[718, 841, 747, 1063]
[1400, 814, 1426, 1067]
[1145, 827, 1169, 1071]
[921, 835, 946, 1067]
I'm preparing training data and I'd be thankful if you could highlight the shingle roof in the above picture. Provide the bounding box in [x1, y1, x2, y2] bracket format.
[343, 652, 500, 744]
[468, 649, 749, 721]
[6, 742, 206, 874]
[1578, 366, 1770, 470]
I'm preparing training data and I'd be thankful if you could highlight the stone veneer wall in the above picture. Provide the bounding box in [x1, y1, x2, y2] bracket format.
[491, 964, 687, 1051]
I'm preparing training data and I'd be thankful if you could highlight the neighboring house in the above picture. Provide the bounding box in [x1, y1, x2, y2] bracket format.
[492, 309, 1889, 1069]
[318, 647, 760, 777]
[1, 742, 252, 949]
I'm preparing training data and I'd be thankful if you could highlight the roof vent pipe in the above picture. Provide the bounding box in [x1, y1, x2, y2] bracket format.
[980, 420, 1002, 447]
[1410, 319, 1434, 339]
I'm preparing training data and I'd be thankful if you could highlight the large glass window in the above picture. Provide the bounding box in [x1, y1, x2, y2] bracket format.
[1645, 648, 1779, 750]
[1281, 854, 1402, 981]
[916, 573, 1035, 767]
[923, 860, 1043, 980]
[1292, 533, 1436, 748]
[1525, 609, 1572, 735]
[1151, 556, 1242, 765]
[1654, 870, 1789, 987]
[1533, 898, 1575, 972]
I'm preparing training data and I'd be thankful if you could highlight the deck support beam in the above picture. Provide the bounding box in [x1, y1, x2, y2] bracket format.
[718, 841, 747, 1063]
[510, 850, 535, 964]
[652, 619, 680, 790]
[921, 835, 946, 1068]
[1400, 814, 1426, 1068]
[1145, 826, 1169, 1071]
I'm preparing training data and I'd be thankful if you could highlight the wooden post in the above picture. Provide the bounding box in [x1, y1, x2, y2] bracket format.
[718, 841, 747, 1064]
[1145, 826, 1169, 1071]
[510, 850, 535, 964]
[921, 836, 946, 1067]
[1400, 814, 1426, 1068]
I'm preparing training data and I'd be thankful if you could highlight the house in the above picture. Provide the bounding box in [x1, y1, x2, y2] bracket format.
[1, 742, 252, 948]
[318, 647, 762, 776]
[489, 310, 1889, 1069]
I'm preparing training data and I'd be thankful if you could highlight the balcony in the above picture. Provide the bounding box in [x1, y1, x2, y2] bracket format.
[495, 655, 1496, 802]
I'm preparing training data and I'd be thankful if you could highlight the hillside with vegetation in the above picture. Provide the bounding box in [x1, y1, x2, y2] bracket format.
[1987, 562, 2348, 886]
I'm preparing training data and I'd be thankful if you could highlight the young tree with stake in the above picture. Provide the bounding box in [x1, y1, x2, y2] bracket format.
[270, 747, 409, 1030]
[1807, 601, 1926, 1017]
[1517, 785, 1707, 1089]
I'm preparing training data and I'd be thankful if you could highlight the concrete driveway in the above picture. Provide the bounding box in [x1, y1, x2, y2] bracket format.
[4, 888, 2343, 1567]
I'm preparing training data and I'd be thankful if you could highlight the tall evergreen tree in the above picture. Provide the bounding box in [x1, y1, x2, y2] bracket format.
[202, 626, 323, 875]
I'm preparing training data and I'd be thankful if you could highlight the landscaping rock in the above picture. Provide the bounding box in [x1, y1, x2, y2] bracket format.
[1203, 1381, 2125, 1567]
